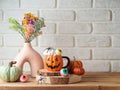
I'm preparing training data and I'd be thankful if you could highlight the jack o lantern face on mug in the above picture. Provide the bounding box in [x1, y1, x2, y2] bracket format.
[44, 55, 63, 72]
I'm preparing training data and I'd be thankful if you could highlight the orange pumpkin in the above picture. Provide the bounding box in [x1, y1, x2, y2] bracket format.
[73, 67, 85, 75]
[68, 60, 83, 74]
[44, 55, 63, 72]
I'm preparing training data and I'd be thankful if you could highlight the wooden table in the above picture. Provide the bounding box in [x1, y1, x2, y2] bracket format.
[0, 72, 120, 90]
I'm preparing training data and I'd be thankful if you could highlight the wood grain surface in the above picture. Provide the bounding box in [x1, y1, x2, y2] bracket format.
[0, 72, 120, 90]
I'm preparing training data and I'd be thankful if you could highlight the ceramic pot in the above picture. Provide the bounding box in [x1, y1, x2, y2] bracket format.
[14, 43, 44, 77]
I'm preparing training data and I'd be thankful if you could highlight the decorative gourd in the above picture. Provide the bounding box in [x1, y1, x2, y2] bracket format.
[44, 55, 70, 72]
[67, 56, 83, 74]
[0, 61, 22, 82]
[73, 67, 85, 75]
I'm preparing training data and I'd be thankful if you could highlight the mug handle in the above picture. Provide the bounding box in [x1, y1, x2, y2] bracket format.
[62, 56, 70, 68]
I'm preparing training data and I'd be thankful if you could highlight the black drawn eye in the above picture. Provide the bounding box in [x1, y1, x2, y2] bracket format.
[48, 58, 50, 61]
[55, 58, 58, 62]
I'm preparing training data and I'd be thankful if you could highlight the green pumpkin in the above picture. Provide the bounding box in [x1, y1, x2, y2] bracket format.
[0, 61, 22, 82]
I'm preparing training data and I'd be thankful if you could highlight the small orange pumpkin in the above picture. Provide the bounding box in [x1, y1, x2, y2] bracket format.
[67, 57, 83, 74]
[44, 55, 63, 72]
[73, 67, 85, 75]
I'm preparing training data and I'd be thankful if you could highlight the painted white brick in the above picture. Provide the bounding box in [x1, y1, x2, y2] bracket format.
[4, 34, 37, 46]
[0, 10, 2, 21]
[111, 61, 120, 72]
[23, 62, 31, 72]
[2, 60, 11, 66]
[112, 36, 120, 47]
[62, 48, 91, 60]
[113, 9, 120, 21]
[95, 0, 120, 8]
[42, 23, 56, 34]
[21, 0, 55, 8]
[40, 10, 75, 21]
[0, 47, 18, 59]
[0, 60, 3, 66]
[59, 0, 92, 8]
[58, 23, 91, 34]
[77, 9, 110, 21]
[38, 35, 74, 47]
[82, 60, 110, 72]
[0, 36, 2, 46]
[93, 49, 120, 60]
[94, 23, 120, 34]
[76, 36, 110, 47]
[0, 22, 19, 34]
[0, 0, 19, 8]
[4, 9, 38, 21]
[112, 35, 120, 47]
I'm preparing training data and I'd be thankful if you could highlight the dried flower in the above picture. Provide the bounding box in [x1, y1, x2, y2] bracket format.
[8, 13, 45, 43]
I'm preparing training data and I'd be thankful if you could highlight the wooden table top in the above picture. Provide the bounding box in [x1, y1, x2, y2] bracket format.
[0, 72, 120, 90]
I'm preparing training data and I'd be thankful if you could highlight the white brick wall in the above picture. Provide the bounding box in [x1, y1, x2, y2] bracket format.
[38, 35, 74, 47]
[77, 9, 110, 21]
[0, 0, 120, 72]
[4, 9, 38, 21]
[21, 0, 56, 8]
[112, 36, 120, 47]
[113, 9, 120, 21]
[0, 36, 2, 46]
[94, 23, 120, 34]
[75, 36, 110, 47]
[94, 0, 120, 8]
[4, 34, 37, 47]
[40, 10, 75, 21]
[58, 23, 91, 34]
[0, 0, 19, 8]
[58, 0, 92, 8]
[0, 10, 2, 21]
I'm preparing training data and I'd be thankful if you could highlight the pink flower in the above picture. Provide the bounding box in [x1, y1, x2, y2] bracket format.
[25, 24, 34, 33]
[25, 32, 32, 40]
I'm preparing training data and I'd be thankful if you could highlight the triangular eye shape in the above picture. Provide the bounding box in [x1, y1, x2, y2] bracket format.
[47, 57, 50, 61]
[55, 58, 58, 62]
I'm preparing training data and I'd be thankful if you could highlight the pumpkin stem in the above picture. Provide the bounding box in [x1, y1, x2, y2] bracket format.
[9, 61, 17, 67]
[73, 56, 76, 61]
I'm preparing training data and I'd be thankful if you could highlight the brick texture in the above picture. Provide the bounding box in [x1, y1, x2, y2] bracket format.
[42, 23, 56, 34]
[0, 0, 19, 8]
[112, 36, 120, 47]
[4, 9, 38, 21]
[4, 34, 37, 46]
[95, 0, 120, 8]
[94, 23, 120, 34]
[77, 9, 110, 21]
[58, 23, 91, 34]
[21, 0, 55, 8]
[40, 10, 75, 21]
[113, 9, 120, 21]
[111, 61, 120, 72]
[0, 10, 2, 21]
[83, 60, 110, 72]
[59, 0, 92, 8]
[93, 49, 120, 60]
[75, 36, 110, 47]
[0, 0, 120, 72]
[0, 22, 16, 33]
[0, 47, 18, 59]
[62, 48, 91, 60]
[38, 35, 74, 47]
[0, 36, 2, 46]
